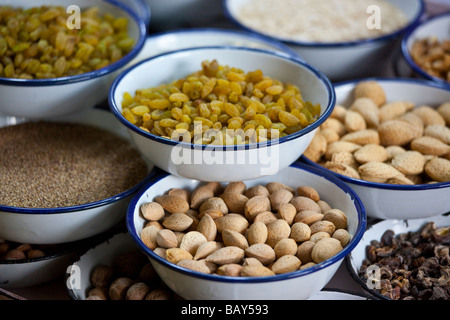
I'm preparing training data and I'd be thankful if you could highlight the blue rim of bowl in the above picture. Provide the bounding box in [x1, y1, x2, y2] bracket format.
[142, 27, 304, 61]
[112, 0, 151, 26]
[223, 0, 425, 48]
[126, 161, 367, 284]
[109, 45, 336, 151]
[401, 11, 450, 88]
[0, 0, 147, 87]
[0, 108, 161, 215]
[301, 77, 450, 191]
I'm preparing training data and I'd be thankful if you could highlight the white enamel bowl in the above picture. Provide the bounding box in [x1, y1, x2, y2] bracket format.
[346, 214, 450, 300]
[0, 0, 147, 119]
[0, 108, 156, 244]
[109, 46, 335, 182]
[126, 27, 303, 67]
[116, 0, 151, 26]
[126, 162, 367, 300]
[224, 0, 425, 81]
[66, 232, 139, 300]
[0, 242, 78, 289]
[302, 78, 450, 220]
[401, 12, 450, 87]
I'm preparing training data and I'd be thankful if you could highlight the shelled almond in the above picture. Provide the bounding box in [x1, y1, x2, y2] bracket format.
[304, 80, 450, 184]
[138, 181, 351, 277]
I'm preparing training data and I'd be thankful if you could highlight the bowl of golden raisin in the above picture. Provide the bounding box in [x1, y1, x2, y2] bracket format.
[0, 0, 147, 118]
[109, 46, 335, 182]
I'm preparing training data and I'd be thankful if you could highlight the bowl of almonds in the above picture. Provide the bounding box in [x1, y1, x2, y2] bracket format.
[401, 12, 450, 86]
[301, 78, 450, 219]
[126, 162, 366, 300]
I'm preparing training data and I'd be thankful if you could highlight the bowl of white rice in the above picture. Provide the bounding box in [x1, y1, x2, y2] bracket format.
[224, 0, 425, 81]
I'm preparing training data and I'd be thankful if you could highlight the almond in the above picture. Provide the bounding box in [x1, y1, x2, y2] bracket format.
[244, 243, 276, 265]
[277, 203, 297, 225]
[324, 162, 361, 179]
[244, 195, 271, 220]
[141, 225, 160, 250]
[156, 229, 178, 249]
[244, 185, 270, 198]
[353, 80, 386, 107]
[197, 209, 223, 220]
[167, 188, 190, 202]
[140, 202, 165, 221]
[303, 131, 328, 162]
[410, 136, 450, 156]
[265, 182, 295, 194]
[273, 238, 298, 259]
[310, 231, 331, 243]
[386, 175, 415, 185]
[266, 219, 291, 248]
[162, 213, 194, 232]
[179, 231, 207, 256]
[398, 112, 424, 135]
[294, 210, 324, 226]
[205, 246, 245, 265]
[290, 222, 311, 242]
[322, 209, 348, 230]
[296, 186, 320, 202]
[253, 211, 278, 225]
[196, 213, 217, 241]
[330, 152, 358, 168]
[240, 265, 275, 277]
[391, 150, 426, 175]
[353, 144, 388, 164]
[321, 118, 346, 136]
[177, 259, 211, 274]
[424, 157, 450, 182]
[385, 145, 406, 159]
[317, 200, 332, 214]
[194, 241, 224, 260]
[220, 192, 248, 215]
[332, 229, 351, 247]
[412, 105, 446, 126]
[320, 128, 340, 143]
[154, 195, 189, 214]
[215, 213, 249, 234]
[271, 255, 301, 274]
[340, 129, 380, 145]
[379, 101, 413, 122]
[358, 161, 404, 183]
[424, 124, 450, 144]
[290, 196, 321, 213]
[349, 97, 379, 128]
[311, 238, 343, 263]
[330, 104, 347, 122]
[310, 220, 336, 235]
[344, 110, 366, 132]
[378, 120, 422, 146]
[242, 257, 264, 267]
[216, 264, 243, 277]
[296, 241, 316, 264]
[269, 189, 294, 211]
[198, 197, 228, 215]
[223, 181, 246, 194]
[166, 248, 193, 264]
[222, 229, 249, 249]
[190, 184, 214, 209]
[437, 102, 450, 125]
[247, 221, 268, 245]
[325, 141, 361, 160]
